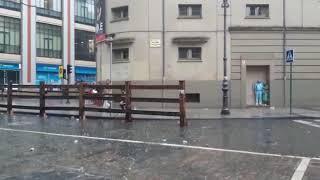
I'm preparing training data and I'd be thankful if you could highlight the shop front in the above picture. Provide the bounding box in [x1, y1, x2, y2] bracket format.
[36, 64, 61, 84]
[75, 67, 96, 83]
[0, 63, 20, 85]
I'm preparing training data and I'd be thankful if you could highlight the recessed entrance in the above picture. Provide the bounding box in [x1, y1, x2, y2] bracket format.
[246, 66, 270, 106]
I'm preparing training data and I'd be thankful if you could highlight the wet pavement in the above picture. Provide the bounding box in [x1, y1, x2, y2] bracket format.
[3, 98, 320, 120]
[0, 114, 320, 179]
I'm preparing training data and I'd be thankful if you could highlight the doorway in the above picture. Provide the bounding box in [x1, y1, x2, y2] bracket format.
[0, 70, 20, 85]
[246, 66, 270, 106]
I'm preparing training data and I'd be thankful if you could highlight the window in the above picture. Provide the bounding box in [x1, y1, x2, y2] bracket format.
[0, 16, 20, 54]
[36, 0, 62, 19]
[75, 0, 95, 25]
[113, 48, 129, 62]
[75, 30, 95, 61]
[178, 47, 201, 61]
[111, 6, 129, 22]
[36, 23, 62, 58]
[246, 4, 269, 18]
[0, 0, 21, 11]
[178, 4, 202, 18]
[186, 93, 200, 103]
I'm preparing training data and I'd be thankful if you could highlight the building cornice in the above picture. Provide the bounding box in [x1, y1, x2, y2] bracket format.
[172, 37, 209, 45]
[229, 26, 320, 32]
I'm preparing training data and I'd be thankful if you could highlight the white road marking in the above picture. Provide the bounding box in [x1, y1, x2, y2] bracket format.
[291, 158, 311, 180]
[0, 127, 318, 160]
[293, 120, 320, 128]
[314, 120, 320, 122]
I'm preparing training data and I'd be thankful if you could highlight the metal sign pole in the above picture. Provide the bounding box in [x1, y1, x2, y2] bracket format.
[290, 62, 293, 114]
[109, 39, 113, 118]
[286, 49, 294, 115]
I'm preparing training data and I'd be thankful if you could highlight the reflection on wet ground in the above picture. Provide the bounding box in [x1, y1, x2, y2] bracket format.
[0, 114, 319, 179]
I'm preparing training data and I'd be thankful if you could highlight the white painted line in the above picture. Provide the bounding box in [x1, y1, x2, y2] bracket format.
[0, 127, 316, 160]
[291, 158, 311, 180]
[314, 120, 320, 122]
[294, 120, 320, 128]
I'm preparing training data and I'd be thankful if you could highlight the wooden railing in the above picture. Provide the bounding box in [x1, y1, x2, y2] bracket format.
[0, 81, 187, 127]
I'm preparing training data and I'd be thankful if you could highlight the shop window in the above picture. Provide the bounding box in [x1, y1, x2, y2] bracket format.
[0, 70, 20, 85]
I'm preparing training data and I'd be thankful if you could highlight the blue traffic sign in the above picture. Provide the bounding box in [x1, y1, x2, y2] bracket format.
[286, 49, 294, 63]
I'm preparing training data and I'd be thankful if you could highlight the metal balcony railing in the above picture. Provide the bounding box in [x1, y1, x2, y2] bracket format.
[36, 7, 62, 19]
[0, 0, 21, 11]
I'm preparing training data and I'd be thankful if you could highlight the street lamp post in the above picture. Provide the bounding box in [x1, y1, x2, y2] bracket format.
[221, 0, 230, 115]
[107, 35, 113, 117]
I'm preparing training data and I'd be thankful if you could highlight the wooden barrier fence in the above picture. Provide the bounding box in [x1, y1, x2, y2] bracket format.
[0, 81, 187, 127]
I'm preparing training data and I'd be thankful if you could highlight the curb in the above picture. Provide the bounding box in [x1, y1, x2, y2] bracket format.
[1, 110, 319, 121]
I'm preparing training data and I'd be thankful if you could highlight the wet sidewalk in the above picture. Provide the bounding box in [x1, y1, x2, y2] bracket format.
[183, 107, 320, 120]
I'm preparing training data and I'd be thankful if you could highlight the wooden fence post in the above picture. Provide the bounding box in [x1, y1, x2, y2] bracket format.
[179, 80, 187, 127]
[7, 81, 12, 115]
[39, 81, 46, 117]
[79, 83, 85, 120]
[125, 81, 132, 122]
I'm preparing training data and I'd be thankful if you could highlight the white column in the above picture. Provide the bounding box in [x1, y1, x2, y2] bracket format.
[63, 0, 75, 84]
[21, 0, 37, 84]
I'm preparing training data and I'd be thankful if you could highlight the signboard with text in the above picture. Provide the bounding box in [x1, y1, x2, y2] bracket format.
[150, 39, 161, 48]
[95, 0, 106, 43]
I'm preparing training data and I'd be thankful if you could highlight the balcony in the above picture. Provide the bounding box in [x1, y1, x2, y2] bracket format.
[36, 7, 62, 19]
[0, 0, 21, 11]
[0, 44, 20, 54]
[75, 51, 95, 61]
[37, 48, 62, 59]
[75, 16, 95, 26]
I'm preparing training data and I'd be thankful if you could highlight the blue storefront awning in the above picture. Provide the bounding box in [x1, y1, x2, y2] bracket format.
[75, 67, 96, 75]
[0, 63, 20, 70]
[36, 64, 59, 73]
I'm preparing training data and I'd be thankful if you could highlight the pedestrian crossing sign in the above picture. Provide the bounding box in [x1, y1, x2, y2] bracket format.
[286, 49, 294, 63]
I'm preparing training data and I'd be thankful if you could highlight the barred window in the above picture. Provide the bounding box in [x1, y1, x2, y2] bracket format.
[178, 47, 201, 60]
[178, 4, 202, 18]
[246, 4, 269, 18]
